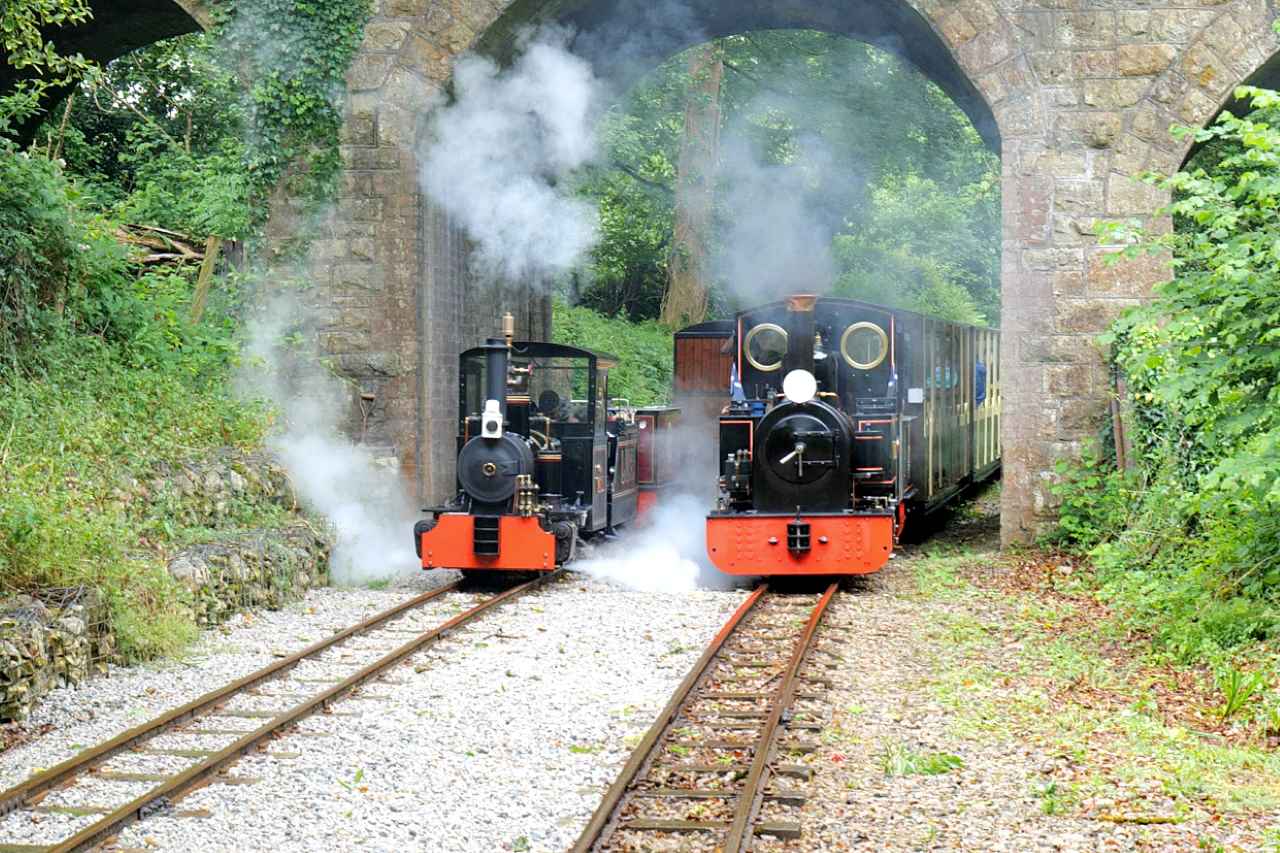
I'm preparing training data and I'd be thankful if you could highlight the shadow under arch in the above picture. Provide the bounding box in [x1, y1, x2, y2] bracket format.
[0, 0, 212, 145]
[1180, 49, 1280, 168]
[473, 0, 1001, 153]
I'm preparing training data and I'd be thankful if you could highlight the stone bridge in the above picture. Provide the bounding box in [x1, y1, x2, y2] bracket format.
[16, 0, 1280, 541]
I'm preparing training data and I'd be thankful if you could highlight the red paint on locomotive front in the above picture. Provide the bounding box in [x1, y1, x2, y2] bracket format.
[420, 515, 557, 571]
[706, 514, 894, 575]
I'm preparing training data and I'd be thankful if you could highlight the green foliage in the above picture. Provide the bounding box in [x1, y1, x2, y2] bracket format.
[576, 30, 998, 323]
[1046, 444, 1139, 552]
[31, 0, 370, 237]
[0, 145, 129, 365]
[551, 299, 673, 406]
[879, 740, 965, 776]
[1217, 667, 1264, 722]
[1, 124, 271, 660]
[216, 0, 372, 212]
[1058, 86, 1280, 665]
[0, 332, 269, 660]
[0, 0, 94, 132]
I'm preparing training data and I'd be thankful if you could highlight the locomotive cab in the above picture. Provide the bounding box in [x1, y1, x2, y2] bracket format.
[416, 322, 646, 574]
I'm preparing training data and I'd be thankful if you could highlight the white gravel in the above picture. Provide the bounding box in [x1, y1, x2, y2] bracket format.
[0, 572, 743, 852]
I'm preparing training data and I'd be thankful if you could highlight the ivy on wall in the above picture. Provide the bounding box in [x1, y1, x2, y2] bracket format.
[214, 0, 372, 210]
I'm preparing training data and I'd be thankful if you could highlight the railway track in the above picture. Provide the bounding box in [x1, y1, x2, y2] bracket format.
[574, 582, 840, 852]
[0, 571, 562, 853]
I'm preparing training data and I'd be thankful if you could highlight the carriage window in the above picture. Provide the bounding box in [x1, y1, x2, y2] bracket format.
[744, 323, 788, 372]
[840, 322, 888, 370]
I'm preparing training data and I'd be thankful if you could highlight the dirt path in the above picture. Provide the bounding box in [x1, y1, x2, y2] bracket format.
[770, 490, 1279, 852]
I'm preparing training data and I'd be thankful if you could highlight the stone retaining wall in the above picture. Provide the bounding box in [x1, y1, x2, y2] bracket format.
[0, 452, 331, 722]
[0, 591, 113, 721]
[168, 521, 331, 628]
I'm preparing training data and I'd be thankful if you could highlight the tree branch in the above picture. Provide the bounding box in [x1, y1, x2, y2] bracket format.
[611, 160, 673, 199]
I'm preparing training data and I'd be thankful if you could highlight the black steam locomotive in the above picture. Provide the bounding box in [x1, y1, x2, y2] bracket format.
[675, 294, 1001, 576]
[415, 314, 678, 574]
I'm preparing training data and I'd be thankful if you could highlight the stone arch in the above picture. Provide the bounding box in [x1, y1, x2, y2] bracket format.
[1118, 0, 1280, 174]
[334, 0, 1044, 509]
[0, 0, 214, 143]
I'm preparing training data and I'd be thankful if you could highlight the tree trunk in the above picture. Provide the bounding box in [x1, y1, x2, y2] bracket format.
[660, 42, 723, 329]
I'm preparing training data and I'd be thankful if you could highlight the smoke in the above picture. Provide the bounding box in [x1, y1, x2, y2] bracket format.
[576, 494, 749, 592]
[420, 26, 605, 282]
[575, 420, 747, 592]
[713, 130, 842, 305]
[239, 294, 419, 586]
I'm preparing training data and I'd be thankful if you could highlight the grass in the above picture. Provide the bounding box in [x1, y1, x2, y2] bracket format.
[0, 333, 272, 660]
[913, 549, 1280, 817]
[879, 740, 965, 776]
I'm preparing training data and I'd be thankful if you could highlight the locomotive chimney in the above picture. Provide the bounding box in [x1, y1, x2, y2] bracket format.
[482, 337, 508, 425]
[784, 294, 817, 375]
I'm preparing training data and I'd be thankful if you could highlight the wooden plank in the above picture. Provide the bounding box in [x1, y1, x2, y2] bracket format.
[138, 748, 216, 758]
[774, 764, 812, 779]
[755, 821, 802, 839]
[671, 739, 757, 750]
[620, 818, 727, 833]
[94, 772, 170, 783]
[633, 788, 737, 799]
[652, 763, 749, 774]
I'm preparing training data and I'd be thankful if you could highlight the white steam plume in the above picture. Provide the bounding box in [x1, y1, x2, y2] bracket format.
[421, 27, 604, 281]
[713, 123, 845, 305]
[239, 295, 419, 586]
[575, 421, 748, 592]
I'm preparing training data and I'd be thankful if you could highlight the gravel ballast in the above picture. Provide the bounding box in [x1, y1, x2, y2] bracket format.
[0, 572, 744, 852]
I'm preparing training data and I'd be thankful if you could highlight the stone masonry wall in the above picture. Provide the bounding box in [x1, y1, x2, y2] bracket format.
[45, 0, 1280, 539]
[310, 0, 1280, 539]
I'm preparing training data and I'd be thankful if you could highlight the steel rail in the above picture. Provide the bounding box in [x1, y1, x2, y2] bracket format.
[0, 570, 560, 852]
[45, 570, 561, 852]
[723, 582, 837, 851]
[572, 585, 769, 853]
[0, 580, 464, 821]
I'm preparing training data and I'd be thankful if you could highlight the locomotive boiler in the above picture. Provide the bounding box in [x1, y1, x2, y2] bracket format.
[415, 314, 678, 575]
[675, 294, 1001, 576]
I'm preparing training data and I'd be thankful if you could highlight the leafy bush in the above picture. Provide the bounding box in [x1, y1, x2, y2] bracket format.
[1046, 444, 1138, 552]
[552, 299, 674, 406]
[0, 144, 131, 365]
[1056, 86, 1280, 664]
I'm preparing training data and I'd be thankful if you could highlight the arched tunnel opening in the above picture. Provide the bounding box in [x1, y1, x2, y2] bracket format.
[420, 1, 1005, 552]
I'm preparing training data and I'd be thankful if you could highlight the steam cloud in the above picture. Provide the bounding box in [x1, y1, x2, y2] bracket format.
[420, 27, 605, 281]
[714, 130, 842, 305]
[240, 295, 419, 586]
[575, 421, 748, 592]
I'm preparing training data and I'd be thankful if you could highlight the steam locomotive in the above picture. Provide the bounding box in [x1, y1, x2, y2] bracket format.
[675, 294, 1001, 576]
[414, 314, 679, 574]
